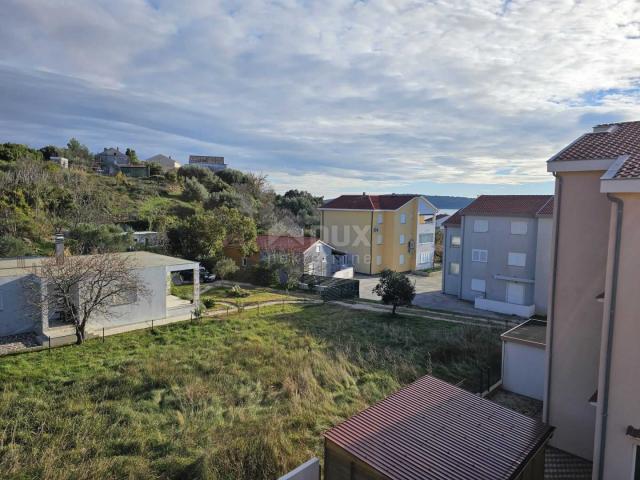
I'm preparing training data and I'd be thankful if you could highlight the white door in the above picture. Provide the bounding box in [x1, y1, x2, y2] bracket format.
[506, 282, 525, 305]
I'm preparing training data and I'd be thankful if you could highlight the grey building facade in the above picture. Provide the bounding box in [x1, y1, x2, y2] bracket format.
[442, 211, 462, 295]
[442, 196, 553, 317]
[96, 147, 129, 174]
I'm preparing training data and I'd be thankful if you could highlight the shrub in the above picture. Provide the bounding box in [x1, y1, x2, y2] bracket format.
[202, 298, 216, 309]
[182, 177, 209, 203]
[215, 256, 238, 280]
[228, 285, 250, 298]
[250, 262, 279, 287]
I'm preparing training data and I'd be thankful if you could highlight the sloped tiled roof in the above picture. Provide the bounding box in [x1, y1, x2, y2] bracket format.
[461, 195, 553, 218]
[442, 210, 462, 227]
[256, 235, 318, 253]
[325, 375, 554, 480]
[536, 196, 554, 216]
[322, 194, 419, 210]
[551, 121, 640, 179]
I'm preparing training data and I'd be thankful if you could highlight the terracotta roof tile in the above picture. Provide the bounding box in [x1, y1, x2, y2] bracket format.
[322, 194, 419, 210]
[551, 121, 640, 179]
[324, 375, 554, 480]
[461, 195, 553, 217]
[442, 210, 462, 227]
[256, 235, 318, 253]
[536, 196, 554, 216]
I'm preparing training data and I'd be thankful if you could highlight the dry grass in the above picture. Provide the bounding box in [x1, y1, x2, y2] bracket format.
[0, 303, 501, 479]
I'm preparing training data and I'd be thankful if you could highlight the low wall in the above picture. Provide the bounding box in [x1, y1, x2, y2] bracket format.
[278, 458, 320, 480]
[502, 341, 545, 400]
[475, 298, 534, 318]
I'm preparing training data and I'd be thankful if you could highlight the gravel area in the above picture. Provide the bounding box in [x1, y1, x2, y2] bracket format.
[0, 333, 40, 355]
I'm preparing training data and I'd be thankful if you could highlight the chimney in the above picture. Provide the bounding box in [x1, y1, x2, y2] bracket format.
[55, 234, 65, 265]
[362, 192, 367, 196]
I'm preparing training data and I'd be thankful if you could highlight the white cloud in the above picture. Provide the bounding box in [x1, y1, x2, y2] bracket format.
[0, 0, 639, 195]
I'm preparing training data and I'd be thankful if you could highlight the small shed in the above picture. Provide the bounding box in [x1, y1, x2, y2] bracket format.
[501, 320, 547, 401]
[324, 375, 553, 480]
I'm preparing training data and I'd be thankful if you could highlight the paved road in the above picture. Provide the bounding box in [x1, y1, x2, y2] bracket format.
[356, 270, 508, 320]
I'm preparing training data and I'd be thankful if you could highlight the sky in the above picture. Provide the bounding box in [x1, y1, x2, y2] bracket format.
[0, 1, 639, 197]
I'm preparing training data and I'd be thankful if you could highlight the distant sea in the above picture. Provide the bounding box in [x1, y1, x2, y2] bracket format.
[437, 208, 459, 216]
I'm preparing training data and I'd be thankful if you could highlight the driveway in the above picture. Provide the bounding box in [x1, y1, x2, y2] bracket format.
[356, 270, 508, 319]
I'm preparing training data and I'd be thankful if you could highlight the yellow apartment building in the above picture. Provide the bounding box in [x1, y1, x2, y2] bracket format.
[319, 193, 438, 274]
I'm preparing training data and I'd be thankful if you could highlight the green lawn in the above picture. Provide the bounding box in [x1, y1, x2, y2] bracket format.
[172, 284, 298, 306]
[0, 304, 502, 479]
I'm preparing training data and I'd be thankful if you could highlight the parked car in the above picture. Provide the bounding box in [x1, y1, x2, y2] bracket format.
[174, 267, 216, 285]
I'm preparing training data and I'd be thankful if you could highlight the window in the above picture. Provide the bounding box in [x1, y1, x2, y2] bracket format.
[471, 278, 486, 292]
[376, 255, 382, 266]
[400, 213, 407, 224]
[399, 254, 405, 265]
[376, 234, 383, 245]
[451, 235, 461, 247]
[508, 252, 527, 267]
[315, 244, 321, 253]
[510, 220, 528, 235]
[473, 220, 489, 233]
[418, 233, 434, 244]
[472, 249, 488, 263]
[449, 262, 460, 275]
[399, 234, 405, 245]
[377, 213, 383, 224]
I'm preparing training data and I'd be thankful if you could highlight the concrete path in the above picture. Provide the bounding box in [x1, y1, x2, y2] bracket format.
[332, 300, 517, 329]
[356, 270, 509, 320]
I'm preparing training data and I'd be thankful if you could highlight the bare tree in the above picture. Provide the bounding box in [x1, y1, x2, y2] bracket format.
[29, 253, 149, 344]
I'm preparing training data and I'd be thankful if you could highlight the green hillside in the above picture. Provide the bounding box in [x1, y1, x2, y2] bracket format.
[0, 141, 322, 270]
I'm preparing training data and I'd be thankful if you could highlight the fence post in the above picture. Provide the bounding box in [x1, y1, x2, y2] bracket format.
[151, 318, 154, 332]
[48, 337, 51, 352]
[102, 328, 105, 343]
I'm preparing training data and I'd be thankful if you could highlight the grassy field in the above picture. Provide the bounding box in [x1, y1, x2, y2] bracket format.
[0, 304, 502, 480]
[172, 284, 299, 306]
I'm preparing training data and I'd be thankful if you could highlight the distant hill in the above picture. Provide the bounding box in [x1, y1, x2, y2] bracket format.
[426, 195, 474, 210]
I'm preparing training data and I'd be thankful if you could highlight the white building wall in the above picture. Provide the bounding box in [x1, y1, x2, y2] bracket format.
[0, 275, 39, 336]
[502, 341, 546, 400]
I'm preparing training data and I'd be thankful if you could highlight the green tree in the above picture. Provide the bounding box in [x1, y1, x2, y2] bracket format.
[216, 168, 247, 185]
[39, 145, 60, 160]
[167, 212, 225, 261]
[205, 189, 242, 210]
[182, 177, 209, 202]
[216, 206, 258, 257]
[0, 236, 31, 257]
[67, 224, 132, 255]
[147, 162, 163, 176]
[178, 165, 227, 192]
[214, 257, 238, 279]
[125, 148, 140, 165]
[65, 138, 93, 167]
[276, 189, 323, 228]
[0, 143, 43, 163]
[372, 269, 416, 314]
